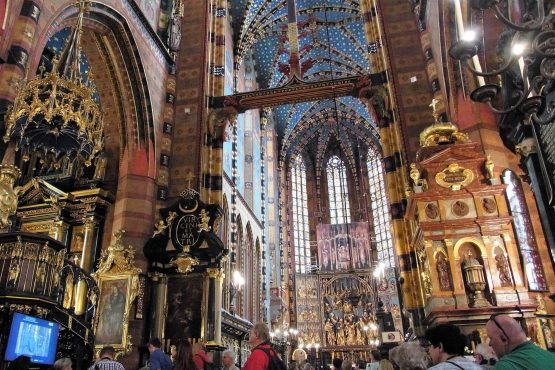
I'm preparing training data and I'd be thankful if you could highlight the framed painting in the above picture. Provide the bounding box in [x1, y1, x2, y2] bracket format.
[95, 275, 132, 347]
[92, 230, 141, 357]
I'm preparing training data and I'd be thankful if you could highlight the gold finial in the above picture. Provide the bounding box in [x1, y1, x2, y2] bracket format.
[484, 155, 494, 180]
[409, 163, 420, 187]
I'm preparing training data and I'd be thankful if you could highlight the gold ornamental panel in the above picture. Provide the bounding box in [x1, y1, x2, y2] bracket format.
[435, 163, 475, 190]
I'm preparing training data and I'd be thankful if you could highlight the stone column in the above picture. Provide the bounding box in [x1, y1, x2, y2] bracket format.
[204, 267, 224, 344]
[151, 272, 168, 341]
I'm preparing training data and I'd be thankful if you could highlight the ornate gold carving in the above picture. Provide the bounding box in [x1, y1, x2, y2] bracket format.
[452, 200, 470, 217]
[95, 230, 142, 275]
[425, 203, 439, 220]
[435, 163, 475, 190]
[198, 209, 211, 232]
[170, 253, 199, 274]
[153, 211, 177, 237]
[0, 164, 21, 230]
[417, 246, 432, 298]
[484, 155, 495, 179]
[419, 99, 469, 147]
[409, 163, 420, 186]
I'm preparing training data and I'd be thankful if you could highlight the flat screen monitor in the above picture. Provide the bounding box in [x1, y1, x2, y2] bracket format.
[4, 312, 60, 365]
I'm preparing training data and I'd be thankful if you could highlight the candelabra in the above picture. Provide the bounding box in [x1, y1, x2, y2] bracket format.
[229, 270, 245, 315]
[270, 326, 298, 364]
[448, 0, 554, 123]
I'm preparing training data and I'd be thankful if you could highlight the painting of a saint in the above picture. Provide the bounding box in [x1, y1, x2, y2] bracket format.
[165, 275, 203, 342]
[96, 278, 128, 345]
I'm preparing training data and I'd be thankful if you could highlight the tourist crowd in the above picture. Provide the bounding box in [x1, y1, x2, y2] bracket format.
[9, 315, 553, 370]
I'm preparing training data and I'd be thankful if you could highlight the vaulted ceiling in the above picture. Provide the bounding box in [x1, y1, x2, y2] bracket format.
[229, 0, 380, 162]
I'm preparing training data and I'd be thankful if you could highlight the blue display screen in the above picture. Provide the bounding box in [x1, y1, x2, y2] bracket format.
[4, 313, 60, 365]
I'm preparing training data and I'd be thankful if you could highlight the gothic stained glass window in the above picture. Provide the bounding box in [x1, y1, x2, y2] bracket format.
[292, 156, 311, 273]
[503, 170, 547, 291]
[367, 151, 395, 268]
[327, 155, 351, 225]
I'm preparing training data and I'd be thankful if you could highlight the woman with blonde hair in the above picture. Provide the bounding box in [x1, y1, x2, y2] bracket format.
[377, 359, 394, 370]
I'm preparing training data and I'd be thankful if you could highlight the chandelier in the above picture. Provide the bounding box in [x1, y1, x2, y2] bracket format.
[3, 0, 103, 166]
[448, 0, 554, 124]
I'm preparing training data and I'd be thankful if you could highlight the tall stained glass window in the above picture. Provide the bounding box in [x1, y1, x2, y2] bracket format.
[327, 155, 351, 225]
[367, 152, 395, 267]
[292, 156, 310, 273]
[503, 170, 547, 291]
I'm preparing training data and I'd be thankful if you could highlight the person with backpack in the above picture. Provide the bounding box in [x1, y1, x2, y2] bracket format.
[243, 322, 286, 370]
[148, 338, 173, 370]
[193, 342, 214, 370]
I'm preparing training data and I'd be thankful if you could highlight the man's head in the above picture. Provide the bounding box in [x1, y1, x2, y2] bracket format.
[425, 323, 466, 364]
[222, 349, 236, 368]
[148, 338, 161, 353]
[486, 315, 527, 358]
[248, 322, 270, 346]
[99, 346, 116, 360]
[332, 358, 343, 370]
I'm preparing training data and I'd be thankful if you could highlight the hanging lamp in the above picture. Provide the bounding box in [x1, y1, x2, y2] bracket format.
[3, 0, 104, 166]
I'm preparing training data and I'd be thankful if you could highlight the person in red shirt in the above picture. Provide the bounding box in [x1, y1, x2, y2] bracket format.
[242, 322, 275, 370]
[193, 342, 213, 370]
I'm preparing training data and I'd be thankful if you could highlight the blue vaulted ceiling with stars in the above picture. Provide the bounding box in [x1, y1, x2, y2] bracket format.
[230, 0, 381, 163]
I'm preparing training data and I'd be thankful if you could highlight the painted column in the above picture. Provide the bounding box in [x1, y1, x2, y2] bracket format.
[0, 0, 41, 161]
[203, 0, 228, 205]
[360, 0, 419, 311]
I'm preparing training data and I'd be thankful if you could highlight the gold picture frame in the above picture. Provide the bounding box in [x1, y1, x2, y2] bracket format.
[92, 230, 141, 358]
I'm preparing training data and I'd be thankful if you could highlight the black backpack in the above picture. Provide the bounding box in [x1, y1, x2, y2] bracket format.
[254, 346, 287, 370]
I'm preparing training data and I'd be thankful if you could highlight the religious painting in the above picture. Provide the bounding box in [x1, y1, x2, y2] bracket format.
[165, 274, 203, 341]
[70, 225, 85, 253]
[93, 230, 141, 357]
[317, 222, 371, 271]
[95, 276, 130, 346]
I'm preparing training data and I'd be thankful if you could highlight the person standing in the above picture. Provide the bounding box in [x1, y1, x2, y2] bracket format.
[148, 338, 173, 370]
[193, 342, 213, 370]
[425, 324, 482, 370]
[173, 340, 197, 370]
[242, 322, 278, 370]
[223, 349, 240, 370]
[87, 346, 125, 370]
[486, 315, 555, 369]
